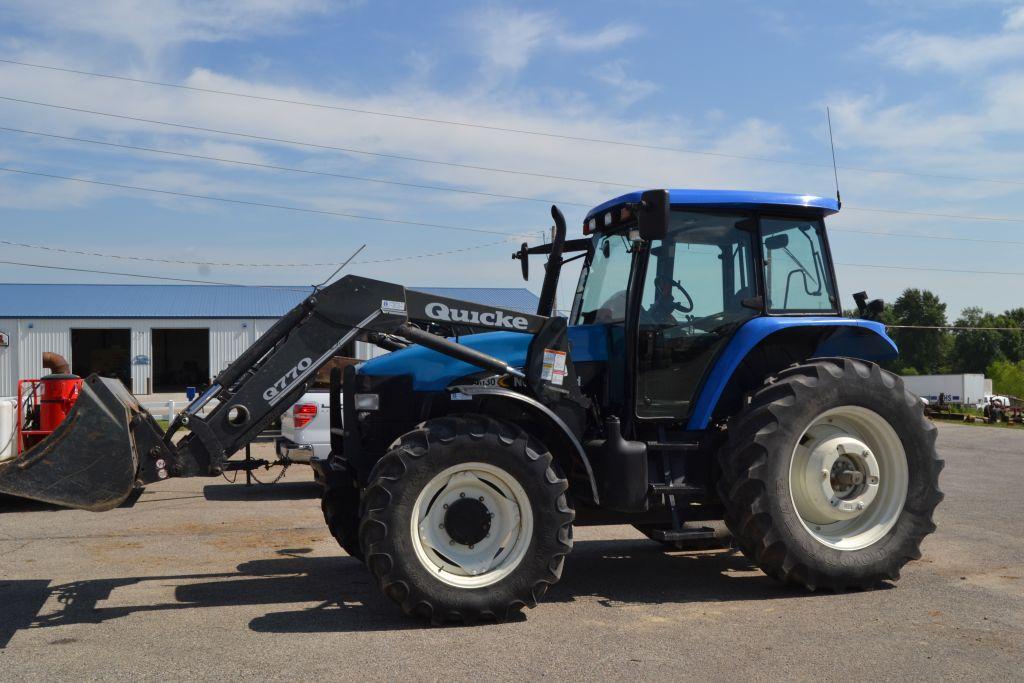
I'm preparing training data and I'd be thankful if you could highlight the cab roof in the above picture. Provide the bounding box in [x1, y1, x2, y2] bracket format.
[584, 189, 840, 222]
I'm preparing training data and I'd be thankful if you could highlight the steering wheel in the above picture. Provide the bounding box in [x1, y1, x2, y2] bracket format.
[665, 277, 694, 314]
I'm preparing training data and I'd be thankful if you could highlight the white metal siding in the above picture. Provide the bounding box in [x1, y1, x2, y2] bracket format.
[0, 319, 19, 399]
[0, 317, 385, 396]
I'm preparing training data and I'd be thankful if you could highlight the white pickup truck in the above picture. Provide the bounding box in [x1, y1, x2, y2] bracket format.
[275, 389, 331, 466]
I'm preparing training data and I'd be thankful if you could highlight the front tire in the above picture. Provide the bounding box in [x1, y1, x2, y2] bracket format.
[718, 358, 943, 590]
[359, 415, 574, 623]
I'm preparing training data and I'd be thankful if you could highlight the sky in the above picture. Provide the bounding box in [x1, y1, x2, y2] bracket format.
[0, 0, 1022, 318]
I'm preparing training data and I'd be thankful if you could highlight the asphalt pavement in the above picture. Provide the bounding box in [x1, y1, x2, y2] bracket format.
[1, 422, 1021, 680]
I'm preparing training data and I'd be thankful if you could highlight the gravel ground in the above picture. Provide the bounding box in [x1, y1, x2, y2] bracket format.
[1, 422, 1021, 681]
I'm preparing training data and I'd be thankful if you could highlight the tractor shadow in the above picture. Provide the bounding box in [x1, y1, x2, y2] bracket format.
[0, 538, 865, 645]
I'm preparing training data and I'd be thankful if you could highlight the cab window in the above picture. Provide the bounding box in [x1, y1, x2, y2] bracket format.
[760, 217, 837, 313]
[575, 233, 634, 325]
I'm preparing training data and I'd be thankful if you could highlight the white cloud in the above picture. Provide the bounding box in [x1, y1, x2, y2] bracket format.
[869, 6, 1024, 73]
[462, 6, 642, 81]
[559, 24, 643, 51]
[0, 0, 338, 63]
[1004, 5, 1024, 30]
[590, 60, 658, 107]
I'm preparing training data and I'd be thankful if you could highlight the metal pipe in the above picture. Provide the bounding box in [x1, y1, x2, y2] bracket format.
[537, 206, 567, 316]
[397, 324, 525, 378]
[42, 352, 71, 375]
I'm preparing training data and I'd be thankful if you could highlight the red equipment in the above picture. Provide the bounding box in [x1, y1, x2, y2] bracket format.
[17, 374, 83, 453]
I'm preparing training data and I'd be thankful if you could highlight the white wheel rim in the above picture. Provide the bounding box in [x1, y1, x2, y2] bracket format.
[410, 462, 534, 588]
[789, 406, 908, 550]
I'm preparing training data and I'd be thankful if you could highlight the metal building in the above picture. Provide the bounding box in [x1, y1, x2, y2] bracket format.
[0, 284, 539, 396]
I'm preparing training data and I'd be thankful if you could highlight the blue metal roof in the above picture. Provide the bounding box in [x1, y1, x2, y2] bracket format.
[584, 189, 840, 221]
[0, 284, 540, 318]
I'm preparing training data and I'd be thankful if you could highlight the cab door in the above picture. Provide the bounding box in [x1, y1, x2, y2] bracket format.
[634, 212, 758, 421]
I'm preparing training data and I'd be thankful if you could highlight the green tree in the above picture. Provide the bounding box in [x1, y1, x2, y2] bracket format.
[998, 308, 1024, 362]
[950, 307, 1006, 374]
[886, 289, 949, 374]
[987, 360, 1024, 398]
[950, 309, 1015, 374]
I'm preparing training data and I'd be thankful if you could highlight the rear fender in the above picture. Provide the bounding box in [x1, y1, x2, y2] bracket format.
[447, 385, 599, 505]
[689, 318, 897, 431]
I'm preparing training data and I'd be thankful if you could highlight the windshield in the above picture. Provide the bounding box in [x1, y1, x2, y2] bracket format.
[573, 233, 634, 324]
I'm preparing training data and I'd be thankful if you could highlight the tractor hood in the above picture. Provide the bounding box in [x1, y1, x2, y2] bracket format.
[358, 325, 610, 391]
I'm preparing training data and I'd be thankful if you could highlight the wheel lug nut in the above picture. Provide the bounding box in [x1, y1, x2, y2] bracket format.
[478, 496, 485, 501]
[449, 539, 455, 545]
[468, 544, 475, 549]
[439, 523, 445, 529]
[443, 503, 448, 509]
[822, 469, 829, 479]
[856, 502, 865, 510]
[459, 492, 465, 498]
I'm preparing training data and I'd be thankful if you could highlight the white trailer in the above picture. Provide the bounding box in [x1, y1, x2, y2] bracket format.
[901, 374, 987, 405]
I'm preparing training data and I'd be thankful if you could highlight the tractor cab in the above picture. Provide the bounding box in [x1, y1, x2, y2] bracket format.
[567, 189, 843, 432]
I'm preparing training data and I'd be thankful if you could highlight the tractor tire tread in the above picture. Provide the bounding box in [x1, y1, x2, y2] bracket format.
[717, 357, 943, 591]
[359, 414, 574, 624]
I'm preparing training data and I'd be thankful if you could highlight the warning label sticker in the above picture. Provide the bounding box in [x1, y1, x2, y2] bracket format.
[541, 348, 568, 386]
[381, 299, 406, 314]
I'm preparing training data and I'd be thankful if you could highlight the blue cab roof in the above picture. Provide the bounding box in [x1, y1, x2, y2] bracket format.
[584, 189, 839, 222]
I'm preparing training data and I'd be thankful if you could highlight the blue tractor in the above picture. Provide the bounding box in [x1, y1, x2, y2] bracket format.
[0, 189, 943, 624]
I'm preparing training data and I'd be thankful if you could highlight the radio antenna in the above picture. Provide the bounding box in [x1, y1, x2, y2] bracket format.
[826, 106, 842, 209]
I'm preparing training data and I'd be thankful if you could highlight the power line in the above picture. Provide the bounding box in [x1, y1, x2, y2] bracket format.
[837, 262, 1024, 276]
[0, 259, 247, 285]
[3, 128, 1019, 248]
[0, 166, 530, 237]
[25, 128, 1019, 243]
[0, 125, 590, 208]
[4, 95, 1021, 227]
[0, 237, 516, 267]
[887, 325, 1023, 331]
[3, 56, 1023, 188]
[829, 227, 1023, 247]
[842, 206, 1024, 224]
[0, 95, 635, 189]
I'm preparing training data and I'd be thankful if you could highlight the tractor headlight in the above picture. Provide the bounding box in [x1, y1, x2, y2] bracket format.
[353, 393, 380, 411]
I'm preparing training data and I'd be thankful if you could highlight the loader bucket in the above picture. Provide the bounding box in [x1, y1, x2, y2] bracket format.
[0, 375, 157, 511]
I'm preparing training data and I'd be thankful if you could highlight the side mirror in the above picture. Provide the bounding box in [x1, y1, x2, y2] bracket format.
[516, 242, 529, 280]
[765, 234, 790, 250]
[637, 189, 669, 241]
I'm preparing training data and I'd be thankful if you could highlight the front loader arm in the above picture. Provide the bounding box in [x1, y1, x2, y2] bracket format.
[0, 274, 544, 511]
[161, 275, 410, 480]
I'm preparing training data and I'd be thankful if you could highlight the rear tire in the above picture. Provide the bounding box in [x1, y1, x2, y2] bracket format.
[717, 358, 943, 590]
[359, 415, 574, 624]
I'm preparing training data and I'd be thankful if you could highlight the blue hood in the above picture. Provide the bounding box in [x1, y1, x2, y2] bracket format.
[358, 325, 610, 391]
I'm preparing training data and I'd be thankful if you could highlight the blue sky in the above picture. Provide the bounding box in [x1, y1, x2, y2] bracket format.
[0, 0, 1022, 316]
